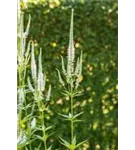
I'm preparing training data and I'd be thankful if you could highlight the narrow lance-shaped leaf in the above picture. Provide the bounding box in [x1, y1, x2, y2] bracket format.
[58, 113, 70, 119]
[76, 139, 88, 148]
[72, 135, 76, 145]
[73, 119, 84, 123]
[48, 145, 52, 150]
[58, 137, 71, 149]
[58, 113, 73, 121]
[48, 132, 55, 138]
[32, 126, 43, 133]
[17, 139, 35, 149]
[73, 112, 84, 119]
[45, 125, 54, 132]
[34, 135, 44, 142]
[34, 143, 42, 150]
[25, 147, 29, 150]
[21, 114, 33, 123]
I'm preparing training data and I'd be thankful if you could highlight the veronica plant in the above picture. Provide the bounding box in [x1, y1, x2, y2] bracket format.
[56, 9, 87, 150]
[17, 8, 33, 150]
[27, 42, 53, 150]
[17, 2, 53, 148]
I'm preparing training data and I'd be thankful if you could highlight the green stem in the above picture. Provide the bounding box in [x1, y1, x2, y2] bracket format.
[71, 95, 74, 143]
[29, 143, 32, 150]
[18, 68, 22, 87]
[41, 108, 47, 150]
[23, 66, 29, 120]
[70, 80, 74, 144]
[44, 139, 47, 150]
[18, 69, 23, 131]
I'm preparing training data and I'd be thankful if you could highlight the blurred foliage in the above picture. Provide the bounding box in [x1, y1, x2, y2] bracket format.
[21, 0, 118, 149]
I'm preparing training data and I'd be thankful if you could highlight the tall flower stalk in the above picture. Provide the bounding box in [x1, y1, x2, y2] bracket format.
[17, 3, 53, 148]
[17, 7, 32, 149]
[28, 43, 53, 150]
[57, 8, 87, 150]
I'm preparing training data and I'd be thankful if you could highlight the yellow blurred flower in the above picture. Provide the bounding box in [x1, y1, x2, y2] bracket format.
[77, 75, 83, 83]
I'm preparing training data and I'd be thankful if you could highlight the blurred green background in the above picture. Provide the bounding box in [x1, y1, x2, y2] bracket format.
[21, 0, 118, 149]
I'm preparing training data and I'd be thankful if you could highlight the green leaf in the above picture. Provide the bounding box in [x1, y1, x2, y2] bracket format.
[45, 125, 54, 132]
[48, 130, 55, 136]
[32, 126, 42, 133]
[76, 139, 88, 148]
[72, 135, 76, 145]
[74, 92, 83, 97]
[61, 92, 69, 96]
[21, 114, 32, 123]
[17, 139, 35, 149]
[34, 135, 44, 142]
[73, 112, 84, 119]
[25, 147, 29, 150]
[58, 113, 69, 119]
[58, 136, 71, 149]
[34, 143, 42, 150]
[65, 119, 73, 122]
[61, 90, 71, 96]
[17, 143, 27, 149]
[73, 119, 84, 123]
[48, 145, 52, 150]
